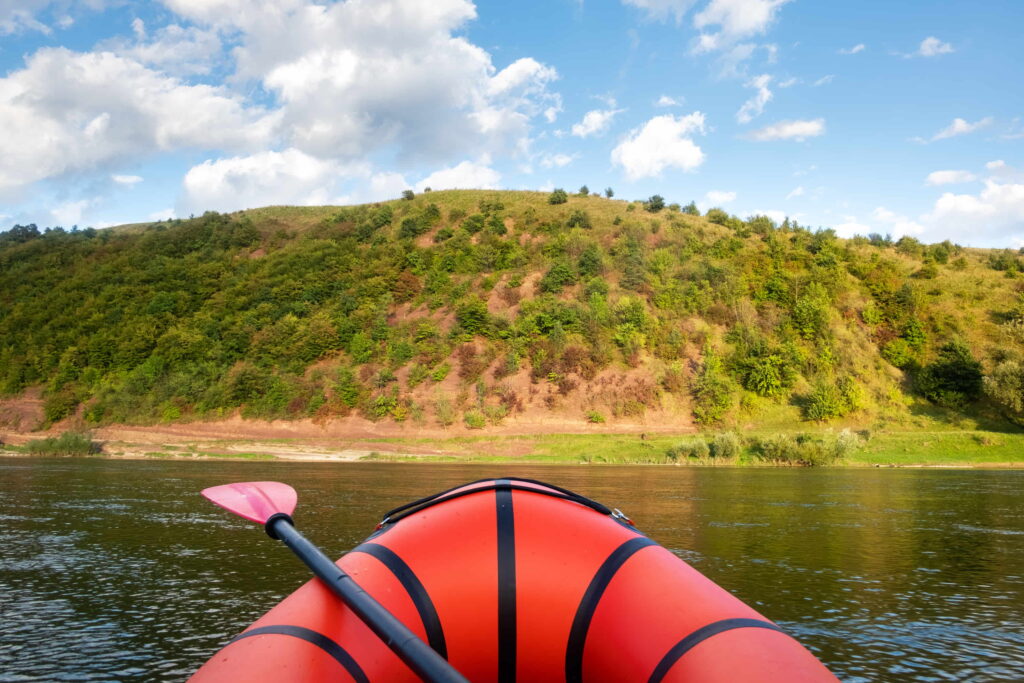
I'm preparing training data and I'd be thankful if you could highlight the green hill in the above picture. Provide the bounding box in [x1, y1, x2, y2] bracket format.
[3, 189, 1024, 437]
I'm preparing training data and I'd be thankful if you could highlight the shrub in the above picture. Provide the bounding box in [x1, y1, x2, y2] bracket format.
[548, 188, 568, 205]
[604, 187, 614, 198]
[25, 431, 101, 456]
[402, 189, 415, 200]
[578, 185, 590, 196]
[681, 201, 699, 216]
[691, 351, 734, 425]
[666, 439, 709, 461]
[710, 432, 741, 459]
[464, 411, 486, 429]
[430, 363, 451, 382]
[753, 432, 854, 466]
[435, 398, 456, 426]
[881, 339, 915, 368]
[567, 210, 591, 229]
[585, 410, 606, 424]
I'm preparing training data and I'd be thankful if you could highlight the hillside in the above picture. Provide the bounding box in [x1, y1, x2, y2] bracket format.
[2, 189, 1024, 439]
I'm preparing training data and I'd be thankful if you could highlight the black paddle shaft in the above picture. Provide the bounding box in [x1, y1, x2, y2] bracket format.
[267, 516, 469, 683]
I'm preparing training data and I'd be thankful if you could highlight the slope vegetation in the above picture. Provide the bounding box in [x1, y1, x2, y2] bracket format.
[2, 189, 1023, 435]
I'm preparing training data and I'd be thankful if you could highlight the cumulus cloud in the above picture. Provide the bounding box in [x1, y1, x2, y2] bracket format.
[621, 0, 697, 23]
[611, 112, 706, 180]
[736, 73, 772, 123]
[571, 108, 623, 138]
[693, 0, 791, 49]
[165, 0, 560, 164]
[929, 117, 993, 141]
[872, 206, 925, 238]
[705, 190, 736, 204]
[414, 160, 501, 192]
[923, 164, 1024, 244]
[2, 0, 562, 213]
[100, 21, 222, 76]
[839, 43, 865, 55]
[748, 118, 825, 141]
[178, 148, 351, 214]
[0, 47, 276, 195]
[656, 95, 684, 107]
[918, 36, 954, 57]
[112, 174, 143, 186]
[926, 170, 977, 186]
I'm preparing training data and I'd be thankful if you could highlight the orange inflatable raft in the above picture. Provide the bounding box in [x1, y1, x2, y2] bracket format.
[192, 478, 837, 682]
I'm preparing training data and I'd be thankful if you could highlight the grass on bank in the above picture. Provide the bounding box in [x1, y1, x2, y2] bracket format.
[21, 431, 102, 456]
[351, 426, 1024, 466]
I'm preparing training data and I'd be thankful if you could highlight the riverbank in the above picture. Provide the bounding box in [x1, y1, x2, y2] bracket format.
[3, 425, 1023, 467]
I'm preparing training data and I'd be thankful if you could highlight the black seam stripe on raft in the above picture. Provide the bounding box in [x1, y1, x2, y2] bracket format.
[230, 625, 368, 683]
[350, 542, 448, 659]
[647, 618, 787, 683]
[496, 480, 517, 683]
[565, 536, 658, 683]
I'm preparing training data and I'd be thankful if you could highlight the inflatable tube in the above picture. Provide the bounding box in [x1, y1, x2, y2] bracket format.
[192, 478, 837, 682]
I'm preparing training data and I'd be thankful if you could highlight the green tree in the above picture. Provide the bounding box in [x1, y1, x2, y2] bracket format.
[402, 189, 415, 200]
[645, 195, 665, 212]
[604, 187, 614, 198]
[915, 341, 983, 407]
[578, 185, 589, 196]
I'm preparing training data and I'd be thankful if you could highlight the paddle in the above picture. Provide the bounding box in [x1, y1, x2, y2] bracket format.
[202, 481, 469, 683]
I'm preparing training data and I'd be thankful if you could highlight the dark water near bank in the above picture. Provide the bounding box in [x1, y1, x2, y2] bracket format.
[1, 458, 1022, 682]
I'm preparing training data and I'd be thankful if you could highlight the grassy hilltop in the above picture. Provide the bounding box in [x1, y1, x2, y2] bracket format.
[3, 188, 1024, 463]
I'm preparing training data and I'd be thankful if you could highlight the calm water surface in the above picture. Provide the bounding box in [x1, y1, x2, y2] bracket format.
[1, 458, 1022, 682]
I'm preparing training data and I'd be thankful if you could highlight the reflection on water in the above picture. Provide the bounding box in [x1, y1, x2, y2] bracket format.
[1, 458, 1022, 681]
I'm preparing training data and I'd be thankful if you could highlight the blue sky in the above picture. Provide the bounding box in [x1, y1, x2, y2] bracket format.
[1, 0, 1022, 245]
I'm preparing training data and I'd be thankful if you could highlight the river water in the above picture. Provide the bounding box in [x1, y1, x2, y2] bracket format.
[1, 457, 1022, 682]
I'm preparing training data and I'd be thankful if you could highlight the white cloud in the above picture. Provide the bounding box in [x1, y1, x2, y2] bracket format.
[986, 160, 1024, 182]
[705, 190, 736, 204]
[777, 76, 798, 88]
[1, 1, 54, 34]
[786, 185, 804, 199]
[694, 0, 791, 48]
[748, 118, 825, 141]
[918, 36, 954, 57]
[51, 198, 95, 226]
[215, 0, 557, 164]
[147, 208, 176, 221]
[112, 174, 143, 186]
[611, 112, 707, 180]
[178, 148, 349, 214]
[812, 74, 834, 87]
[366, 172, 410, 201]
[101, 22, 222, 77]
[571, 108, 623, 138]
[872, 206, 925, 238]
[621, 0, 697, 23]
[656, 95, 684, 107]
[833, 217, 873, 238]
[753, 209, 786, 223]
[415, 160, 501, 192]
[838, 43, 865, 55]
[0, 47, 275, 195]
[926, 170, 977, 186]
[930, 117, 993, 141]
[539, 153, 576, 168]
[924, 179, 1024, 244]
[487, 57, 557, 96]
[736, 73, 771, 124]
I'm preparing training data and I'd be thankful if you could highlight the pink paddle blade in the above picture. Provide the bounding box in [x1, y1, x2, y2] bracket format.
[201, 481, 297, 525]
